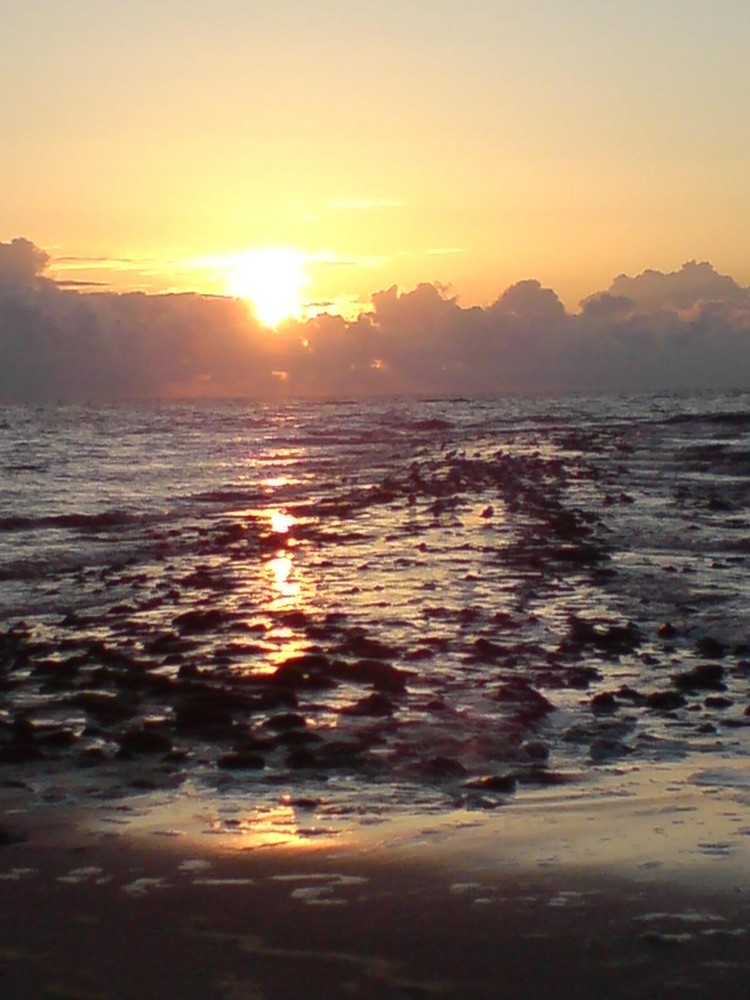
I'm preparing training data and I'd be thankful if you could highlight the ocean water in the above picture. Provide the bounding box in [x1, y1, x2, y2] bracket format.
[2, 391, 750, 821]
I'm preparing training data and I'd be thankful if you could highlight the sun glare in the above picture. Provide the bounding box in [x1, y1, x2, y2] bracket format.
[225, 248, 308, 327]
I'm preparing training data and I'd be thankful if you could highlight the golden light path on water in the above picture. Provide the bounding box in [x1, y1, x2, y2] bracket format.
[269, 510, 296, 536]
[262, 508, 310, 670]
[267, 554, 299, 603]
[202, 801, 337, 850]
[266, 508, 301, 610]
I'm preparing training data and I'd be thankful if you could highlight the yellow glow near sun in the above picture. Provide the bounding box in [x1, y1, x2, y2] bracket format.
[225, 248, 308, 327]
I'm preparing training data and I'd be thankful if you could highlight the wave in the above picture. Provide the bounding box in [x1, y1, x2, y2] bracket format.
[191, 489, 265, 504]
[662, 410, 750, 427]
[0, 510, 143, 533]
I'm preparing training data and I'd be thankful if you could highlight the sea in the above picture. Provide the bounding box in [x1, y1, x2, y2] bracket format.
[2, 390, 750, 829]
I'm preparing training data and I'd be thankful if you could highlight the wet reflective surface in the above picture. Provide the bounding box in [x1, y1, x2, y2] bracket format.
[2, 391, 750, 822]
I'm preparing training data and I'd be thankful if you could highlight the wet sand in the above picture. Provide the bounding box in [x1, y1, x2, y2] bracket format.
[2, 761, 750, 999]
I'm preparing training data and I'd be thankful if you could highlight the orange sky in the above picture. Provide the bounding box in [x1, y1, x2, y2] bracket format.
[3, 1, 750, 317]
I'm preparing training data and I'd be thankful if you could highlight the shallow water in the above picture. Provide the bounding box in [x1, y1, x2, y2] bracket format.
[2, 390, 750, 822]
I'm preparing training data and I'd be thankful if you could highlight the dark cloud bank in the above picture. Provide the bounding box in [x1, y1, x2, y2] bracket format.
[3, 237, 750, 402]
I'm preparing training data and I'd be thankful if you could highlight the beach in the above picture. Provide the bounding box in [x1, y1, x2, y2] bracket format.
[2, 393, 750, 997]
[6, 0, 750, 987]
[3, 757, 750, 999]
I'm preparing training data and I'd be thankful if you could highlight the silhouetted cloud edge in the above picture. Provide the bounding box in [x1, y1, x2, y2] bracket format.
[2, 238, 750, 402]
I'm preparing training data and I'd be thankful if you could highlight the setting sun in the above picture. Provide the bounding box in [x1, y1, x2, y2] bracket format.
[225, 248, 308, 327]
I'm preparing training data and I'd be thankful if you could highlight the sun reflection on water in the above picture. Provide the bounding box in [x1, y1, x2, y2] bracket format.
[259, 506, 319, 669]
[270, 509, 296, 534]
[264, 627, 310, 668]
[267, 554, 300, 602]
[263, 475, 292, 491]
[205, 803, 337, 849]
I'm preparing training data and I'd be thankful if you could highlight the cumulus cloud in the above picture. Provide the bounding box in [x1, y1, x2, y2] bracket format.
[599, 260, 749, 312]
[491, 279, 568, 326]
[0, 238, 50, 285]
[2, 238, 750, 401]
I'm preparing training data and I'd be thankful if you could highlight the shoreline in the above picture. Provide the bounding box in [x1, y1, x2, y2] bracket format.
[3, 759, 750, 998]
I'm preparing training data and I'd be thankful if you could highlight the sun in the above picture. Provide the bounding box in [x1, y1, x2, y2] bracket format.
[225, 248, 308, 327]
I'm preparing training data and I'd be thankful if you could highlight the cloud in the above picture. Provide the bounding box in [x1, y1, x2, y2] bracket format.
[53, 255, 139, 266]
[53, 279, 110, 289]
[578, 292, 634, 321]
[2, 238, 750, 401]
[491, 279, 567, 325]
[603, 260, 749, 312]
[0, 238, 50, 284]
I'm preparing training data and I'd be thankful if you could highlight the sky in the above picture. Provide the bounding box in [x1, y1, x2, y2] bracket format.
[3, 0, 750, 315]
